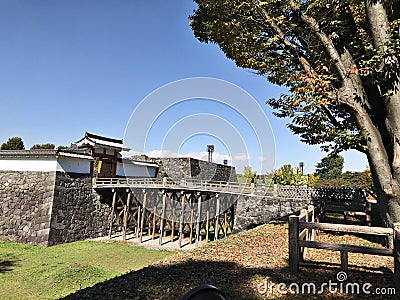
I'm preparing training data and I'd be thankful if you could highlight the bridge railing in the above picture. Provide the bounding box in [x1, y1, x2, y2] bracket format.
[94, 177, 253, 194]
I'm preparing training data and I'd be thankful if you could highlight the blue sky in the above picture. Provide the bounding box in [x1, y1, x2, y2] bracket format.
[0, 1, 368, 174]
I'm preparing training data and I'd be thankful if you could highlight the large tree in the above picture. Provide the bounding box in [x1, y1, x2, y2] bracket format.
[190, 0, 400, 226]
[315, 153, 344, 180]
[1, 137, 25, 150]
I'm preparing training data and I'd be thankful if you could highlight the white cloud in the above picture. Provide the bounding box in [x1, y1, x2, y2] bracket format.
[233, 153, 251, 162]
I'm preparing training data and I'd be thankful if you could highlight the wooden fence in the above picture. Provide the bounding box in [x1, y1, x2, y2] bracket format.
[288, 206, 400, 288]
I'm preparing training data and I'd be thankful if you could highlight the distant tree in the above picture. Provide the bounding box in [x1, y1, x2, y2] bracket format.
[273, 164, 309, 186]
[307, 173, 318, 187]
[57, 145, 69, 150]
[315, 154, 344, 180]
[1, 137, 25, 150]
[30, 143, 55, 150]
[243, 165, 257, 184]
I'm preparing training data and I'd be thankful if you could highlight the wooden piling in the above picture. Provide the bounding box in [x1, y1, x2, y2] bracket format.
[122, 191, 131, 241]
[159, 191, 166, 246]
[171, 208, 175, 242]
[224, 212, 227, 238]
[152, 205, 156, 240]
[206, 210, 209, 243]
[214, 194, 220, 240]
[178, 192, 185, 248]
[195, 194, 202, 247]
[139, 190, 147, 243]
[108, 190, 117, 239]
[189, 205, 194, 244]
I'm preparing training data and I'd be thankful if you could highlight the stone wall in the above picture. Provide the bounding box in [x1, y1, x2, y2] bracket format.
[0, 170, 111, 246]
[233, 194, 310, 232]
[190, 159, 237, 182]
[150, 157, 237, 182]
[0, 171, 56, 245]
[49, 172, 111, 245]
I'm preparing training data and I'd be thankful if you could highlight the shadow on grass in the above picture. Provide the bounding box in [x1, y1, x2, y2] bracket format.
[0, 254, 20, 273]
[62, 258, 394, 299]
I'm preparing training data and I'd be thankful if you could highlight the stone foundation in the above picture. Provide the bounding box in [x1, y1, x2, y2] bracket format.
[233, 195, 310, 232]
[0, 171, 110, 246]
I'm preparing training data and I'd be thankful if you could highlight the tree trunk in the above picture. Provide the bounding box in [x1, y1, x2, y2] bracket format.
[367, 152, 400, 226]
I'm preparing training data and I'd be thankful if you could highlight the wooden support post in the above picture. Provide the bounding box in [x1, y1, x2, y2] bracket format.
[108, 190, 117, 239]
[189, 205, 194, 244]
[340, 250, 348, 273]
[394, 223, 400, 290]
[159, 191, 166, 246]
[171, 208, 175, 242]
[288, 215, 300, 274]
[224, 212, 227, 238]
[139, 190, 147, 243]
[135, 196, 140, 238]
[178, 192, 185, 248]
[206, 210, 209, 243]
[195, 193, 202, 247]
[214, 194, 220, 240]
[122, 191, 131, 241]
[152, 206, 157, 240]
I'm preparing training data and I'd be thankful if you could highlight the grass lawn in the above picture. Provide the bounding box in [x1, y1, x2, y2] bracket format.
[0, 240, 173, 299]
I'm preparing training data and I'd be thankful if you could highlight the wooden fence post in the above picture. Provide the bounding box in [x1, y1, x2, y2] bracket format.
[300, 208, 308, 260]
[340, 251, 348, 273]
[365, 201, 372, 227]
[393, 223, 400, 290]
[289, 215, 300, 274]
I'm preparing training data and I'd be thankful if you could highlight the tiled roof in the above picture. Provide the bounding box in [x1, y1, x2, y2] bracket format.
[0, 149, 92, 160]
[75, 132, 129, 150]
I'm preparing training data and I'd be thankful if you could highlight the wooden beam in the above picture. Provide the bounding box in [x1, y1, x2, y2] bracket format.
[108, 190, 117, 239]
[122, 191, 131, 241]
[195, 193, 202, 247]
[135, 195, 140, 238]
[159, 191, 166, 246]
[189, 204, 194, 244]
[206, 210, 209, 243]
[224, 212, 227, 238]
[298, 240, 393, 256]
[152, 205, 156, 240]
[139, 190, 147, 243]
[214, 194, 220, 241]
[178, 192, 185, 248]
[299, 222, 393, 236]
[171, 207, 175, 242]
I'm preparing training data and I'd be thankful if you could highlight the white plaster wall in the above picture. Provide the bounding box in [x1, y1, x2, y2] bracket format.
[0, 157, 58, 172]
[57, 157, 91, 174]
[117, 162, 157, 177]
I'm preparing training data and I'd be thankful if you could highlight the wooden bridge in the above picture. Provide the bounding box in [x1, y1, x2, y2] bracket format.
[93, 179, 374, 248]
[93, 177, 256, 248]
